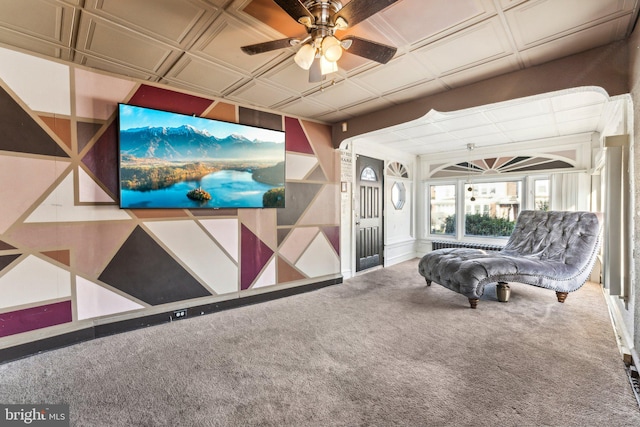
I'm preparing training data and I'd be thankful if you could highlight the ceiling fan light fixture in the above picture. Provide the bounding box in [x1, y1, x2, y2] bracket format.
[294, 43, 316, 70]
[322, 35, 342, 62]
[334, 16, 348, 30]
[319, 55, 338, 75]
[298, 16, 313, 27]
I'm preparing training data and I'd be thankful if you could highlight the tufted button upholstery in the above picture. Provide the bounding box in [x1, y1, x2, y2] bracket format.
[418, 211, 602, 301]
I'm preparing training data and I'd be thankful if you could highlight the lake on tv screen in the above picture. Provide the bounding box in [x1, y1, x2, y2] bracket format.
[121, 169, 282, 209]
[118, 104, 286, 209]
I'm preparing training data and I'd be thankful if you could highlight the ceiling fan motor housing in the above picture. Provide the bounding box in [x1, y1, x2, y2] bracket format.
[303, 0, 344, 42]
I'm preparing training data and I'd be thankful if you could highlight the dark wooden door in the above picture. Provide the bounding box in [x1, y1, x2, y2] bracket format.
[355, 155, 384, 272]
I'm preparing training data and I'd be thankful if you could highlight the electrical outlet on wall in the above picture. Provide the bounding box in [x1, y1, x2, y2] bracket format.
[172, 309, 187, 320]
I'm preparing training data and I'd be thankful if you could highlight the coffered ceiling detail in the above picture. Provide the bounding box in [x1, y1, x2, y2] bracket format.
[0, 0, 636, 127]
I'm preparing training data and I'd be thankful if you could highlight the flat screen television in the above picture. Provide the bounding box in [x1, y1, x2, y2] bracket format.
[117, 104, 286, 209]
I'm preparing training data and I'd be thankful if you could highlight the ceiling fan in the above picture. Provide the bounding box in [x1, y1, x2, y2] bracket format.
[241, 0, 399, 82]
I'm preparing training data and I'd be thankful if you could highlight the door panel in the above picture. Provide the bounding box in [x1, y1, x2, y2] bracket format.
[355, 156, 383, 272]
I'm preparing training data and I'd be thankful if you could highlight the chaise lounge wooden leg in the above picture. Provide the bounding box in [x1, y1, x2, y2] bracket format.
[468, 298, 479, 309]
[556, 291, 568, 303]
[425, 279, 432, 286]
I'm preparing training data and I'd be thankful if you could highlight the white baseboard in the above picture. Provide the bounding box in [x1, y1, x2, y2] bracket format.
[603, 290, 637, 366]
[385, 251, 418, 267]
[384, 239, 417, 267]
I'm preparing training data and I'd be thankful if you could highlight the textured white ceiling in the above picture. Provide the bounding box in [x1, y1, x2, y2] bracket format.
[0, 0, 637, 154]
[349, 87, 628, 155]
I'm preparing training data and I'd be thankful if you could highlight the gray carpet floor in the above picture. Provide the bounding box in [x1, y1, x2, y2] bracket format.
[1, 258, 639, 426]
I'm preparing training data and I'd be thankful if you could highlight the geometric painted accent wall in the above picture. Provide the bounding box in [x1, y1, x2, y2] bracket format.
[0, 47, 340, 343]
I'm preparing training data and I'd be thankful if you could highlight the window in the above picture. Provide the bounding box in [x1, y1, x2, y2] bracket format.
[391, 182, 406, 210]
[360, 166, 377, 182]
[465, 181, 521, 237]
[430, 184, 456, 235]
[427, 176, 541, 240]
[534, 178, 550, 211]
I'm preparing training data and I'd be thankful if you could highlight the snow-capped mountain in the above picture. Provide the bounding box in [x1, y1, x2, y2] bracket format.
[119, 125, 283, 161]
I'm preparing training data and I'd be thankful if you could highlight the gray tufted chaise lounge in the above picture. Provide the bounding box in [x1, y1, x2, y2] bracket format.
[418, 210, 602, 308]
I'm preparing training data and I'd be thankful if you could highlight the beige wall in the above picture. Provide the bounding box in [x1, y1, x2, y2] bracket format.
[333, 41, 629, 148]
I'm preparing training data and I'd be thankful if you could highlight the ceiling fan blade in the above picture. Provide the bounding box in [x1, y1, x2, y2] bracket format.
[332, 0, 398, 28]
[274, 0, 315, 26]
[341, 36, 397, 64]
[241, 38, 297, 55]
[309, 57, 323, 83]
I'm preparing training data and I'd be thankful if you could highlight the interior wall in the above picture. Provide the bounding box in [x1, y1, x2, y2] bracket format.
[333, 41, 629, 148]
[629, 25, 640, 364]
[339, 141, 417, 279]
[416, 135, 595, 247]
[0, 47, 340, 353]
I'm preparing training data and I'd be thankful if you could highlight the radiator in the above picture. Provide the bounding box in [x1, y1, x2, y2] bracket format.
[431, 240, 504, 252]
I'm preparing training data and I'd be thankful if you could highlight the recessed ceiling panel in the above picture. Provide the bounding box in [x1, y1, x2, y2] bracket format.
[340, 97, 395, 117]
[164, 54, 246, 95]
[306, 80, 377, 110]
[0, 0, 76, 45]
[431, 112, 493, 132]
[193, 13, 291, 73]
[85, 0, 217, 46]
[0, 0, 636, 127]
[413, 17, 513, 75]
[242, 0, 307, 38]
[75, 54, 158, 81]
[350, 55, 435, 95]
[505, 0, 633, 49]
[228, 80, 296, 108]
[316, 110, 355, 123]
[383, 79, 448, 104]
[449, 123, 502, 139]
[0, 28, 72, 60]
[273, 97, 334, 119]
[378, 0, 494, 45]
[503, 126, 559, 142]
[359, 131, 404, 144]
[261, 61, 323, 94]
[486, 99, 551, 122]
[551, 90, 608, 111]
[76, 13, 181, 74]
[497, 114, 556, 132]
[411, 132, 460, 145]
[460, 132, 512, 146]
[396, 122, 446, 138]
[439, 55, 520, 89]
[335, 19, 398, 72]
[204, 0, 228, 7]
[519, 18, 630, 67]
[554, 104, 604, 123]
[556, 118, 599, 135]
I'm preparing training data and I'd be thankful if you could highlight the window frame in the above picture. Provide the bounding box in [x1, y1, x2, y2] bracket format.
[427, 181, 457, 237]
[425, 173, 551, 242]
[531, 176, 550, 211]
[462, 179, 522, 238]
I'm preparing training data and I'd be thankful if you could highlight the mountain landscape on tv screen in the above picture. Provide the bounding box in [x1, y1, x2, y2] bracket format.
[118, 124, 285, 209]
[119, 125, 283, 161]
